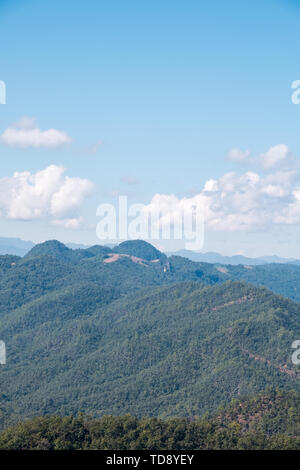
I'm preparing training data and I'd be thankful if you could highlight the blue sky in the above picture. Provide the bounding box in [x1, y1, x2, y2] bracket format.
[1, 0, 300, 256]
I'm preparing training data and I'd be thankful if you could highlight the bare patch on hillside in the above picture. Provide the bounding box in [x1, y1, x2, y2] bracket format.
[216, 266, 228, 274]
[104, 253, 149, 266]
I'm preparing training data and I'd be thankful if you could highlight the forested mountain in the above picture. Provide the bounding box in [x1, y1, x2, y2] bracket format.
[0, 239, 299, 443]
[2, 239, 300, 309]
[0, 390, 299, 449]
[4, 235, 298, 265]
[168, 255, 300, 302]
[0, 239, 299, 432]
[114, 239, 167, 262]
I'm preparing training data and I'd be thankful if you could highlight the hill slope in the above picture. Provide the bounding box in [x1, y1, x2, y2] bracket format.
[0, 278, 299, 429]
[2, 239, 300, 316]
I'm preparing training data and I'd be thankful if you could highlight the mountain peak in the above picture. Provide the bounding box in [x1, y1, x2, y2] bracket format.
[25, 240, 71, 259]
[115, 240, 167, 262]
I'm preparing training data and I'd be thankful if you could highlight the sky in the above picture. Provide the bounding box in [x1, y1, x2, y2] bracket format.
[1, 0, 300, 256]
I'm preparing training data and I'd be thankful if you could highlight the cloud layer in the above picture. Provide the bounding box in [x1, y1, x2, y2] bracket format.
[0, 165, 93, 228]
[260, 144, 289, 170]
[143, 145, 300, 232]
[0, 117, 72, 148]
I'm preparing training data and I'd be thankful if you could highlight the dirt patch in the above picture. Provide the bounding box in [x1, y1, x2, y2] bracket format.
[216, 266, 228, 274]
[130, 256, 149, 266]
[212, 295, 253, 311]
[103, 253, 122, 263]
[104, 253, 149, 267]
[241, 347, 298, 378]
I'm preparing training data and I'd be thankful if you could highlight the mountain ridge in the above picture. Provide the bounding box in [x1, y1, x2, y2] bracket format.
[0, 239, 300, 431]
[0, 277, 299, 428]
[1, 236, 299, 265]
[166, 249, 298, 266]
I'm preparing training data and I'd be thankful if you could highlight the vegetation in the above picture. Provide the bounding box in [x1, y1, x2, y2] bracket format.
[0, 390, 299, 450]
[0, 239, 300, 450]
[115, 239, 167, 262]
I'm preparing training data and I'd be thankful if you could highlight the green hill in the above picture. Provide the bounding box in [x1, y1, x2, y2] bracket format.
[24, 240, 72, 260]
[0, 275, 299, 429]
[115, 239, 167, 262]
[0, 240, 300, 432]
[2, 239, 300, 319]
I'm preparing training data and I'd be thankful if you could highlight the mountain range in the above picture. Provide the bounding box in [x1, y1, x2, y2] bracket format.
[0, 237, 89, 257]
[0, 239, 299, 432]
[166, 249, 298, 265]
[1, 236, 299, 266]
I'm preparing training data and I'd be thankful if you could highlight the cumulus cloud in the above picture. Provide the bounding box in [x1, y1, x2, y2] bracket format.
[0, 117, 72, 148]
[260, 144, 289, 170]
[0, 165, 93, 228]
[142, 145, 300, 232]
[227, 144, 295, 172]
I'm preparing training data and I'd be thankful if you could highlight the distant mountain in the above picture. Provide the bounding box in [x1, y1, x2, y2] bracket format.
[66, 242, 91, 250]
[0, 236, 297, 267]
[166, 249, 297, 265]
[0, 237, 90, 257]
[0, 237, 34, 256]
[259, 254, 297, 264]
[287, 260, 300, 266]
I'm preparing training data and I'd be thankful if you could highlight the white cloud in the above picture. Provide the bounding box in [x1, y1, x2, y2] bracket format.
[227, 148, 250, 163]
[142, 146, 300, 232]
[0, 165, 93, 228]
[260, 144, 289, 170]
[0, 116, 72, 148]
[50, 177, 93, 217]
[203, 179, 218, 192]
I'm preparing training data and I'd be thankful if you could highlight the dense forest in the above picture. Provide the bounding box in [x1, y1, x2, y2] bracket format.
[0, 240, 300, 449]
[0, 390, 299, 450]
